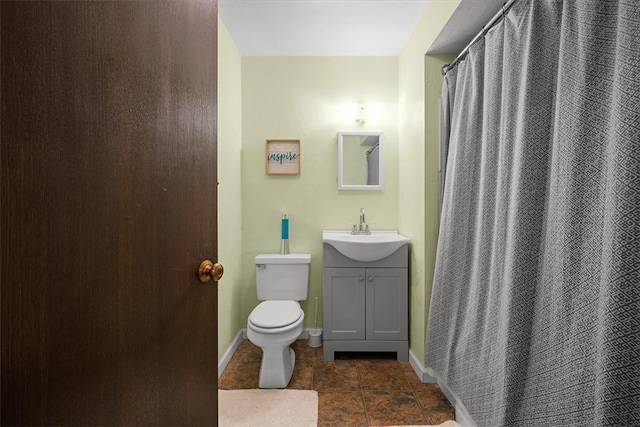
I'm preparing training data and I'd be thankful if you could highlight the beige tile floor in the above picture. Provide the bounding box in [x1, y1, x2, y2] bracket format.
[219, 339, 456, 426]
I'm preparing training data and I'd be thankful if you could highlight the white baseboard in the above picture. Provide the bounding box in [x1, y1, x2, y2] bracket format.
[409, 349, 438, 383]
[218, 330, 243, 378]
[408, 350, 477, 427]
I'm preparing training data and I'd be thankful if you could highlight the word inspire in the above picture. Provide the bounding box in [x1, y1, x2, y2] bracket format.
[267, 151, 299, 165]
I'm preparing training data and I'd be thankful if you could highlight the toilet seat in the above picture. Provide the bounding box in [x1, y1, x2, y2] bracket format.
[249, 300, 302, 329]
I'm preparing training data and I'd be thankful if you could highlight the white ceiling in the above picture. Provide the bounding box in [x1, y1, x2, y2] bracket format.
[220, 0, 430, 56]
[219, 0, 504, 57]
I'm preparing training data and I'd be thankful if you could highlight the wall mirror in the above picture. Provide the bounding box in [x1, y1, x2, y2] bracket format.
[337, 131, 384, 190]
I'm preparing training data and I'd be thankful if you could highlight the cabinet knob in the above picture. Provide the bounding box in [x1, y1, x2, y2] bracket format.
[367, 276, 373, 282]
[358, 276, 364, 282]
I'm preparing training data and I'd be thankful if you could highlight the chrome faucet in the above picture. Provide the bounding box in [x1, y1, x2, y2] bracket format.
[352, 208, 371, 235]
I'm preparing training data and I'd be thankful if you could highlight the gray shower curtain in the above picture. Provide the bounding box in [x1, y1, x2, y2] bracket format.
[425, 1, 639, 426]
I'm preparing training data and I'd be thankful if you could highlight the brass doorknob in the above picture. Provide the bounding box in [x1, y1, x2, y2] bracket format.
[198, 260, 224, 283]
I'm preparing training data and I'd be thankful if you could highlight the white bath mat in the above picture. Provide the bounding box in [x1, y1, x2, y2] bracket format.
[218, 389, 318, 427]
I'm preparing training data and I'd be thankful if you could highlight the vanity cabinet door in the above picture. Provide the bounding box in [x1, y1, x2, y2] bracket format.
[365, 268, 408, 341]
[323, 267, 365, 340]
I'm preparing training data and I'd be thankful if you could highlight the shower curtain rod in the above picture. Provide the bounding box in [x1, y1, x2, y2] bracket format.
[441, 0, 519, 75]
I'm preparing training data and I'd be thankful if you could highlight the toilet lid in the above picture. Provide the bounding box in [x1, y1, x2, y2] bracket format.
[249, 301, 302, 329]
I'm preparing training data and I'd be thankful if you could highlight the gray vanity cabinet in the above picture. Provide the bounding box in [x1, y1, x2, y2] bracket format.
[322, 244, 409, 361]
[323, 267, 366, 341]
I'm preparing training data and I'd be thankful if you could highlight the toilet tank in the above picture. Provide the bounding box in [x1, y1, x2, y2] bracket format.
[255, 253, 311, 301]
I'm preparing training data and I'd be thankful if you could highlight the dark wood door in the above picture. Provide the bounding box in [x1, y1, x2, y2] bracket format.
[1, 1, 219, 425]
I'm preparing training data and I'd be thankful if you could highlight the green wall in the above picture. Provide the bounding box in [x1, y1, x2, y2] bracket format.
[217, 17, 243, 360]
[218, 4, 460, 365]
[240, 57, 399, 328]
[398, 1, 459, 365]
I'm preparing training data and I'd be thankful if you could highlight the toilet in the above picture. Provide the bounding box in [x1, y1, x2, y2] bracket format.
[247, 253, 311, 389]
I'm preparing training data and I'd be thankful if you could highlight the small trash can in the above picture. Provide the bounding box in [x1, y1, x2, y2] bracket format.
[308, 329, 322, 347]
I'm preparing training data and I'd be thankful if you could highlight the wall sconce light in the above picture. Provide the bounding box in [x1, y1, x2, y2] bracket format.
[355, 104, 368, 125]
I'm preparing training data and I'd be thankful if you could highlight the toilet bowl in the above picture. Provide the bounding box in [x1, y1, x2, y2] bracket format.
[247, 253, 311, 389]
[247, 300, 304, 388]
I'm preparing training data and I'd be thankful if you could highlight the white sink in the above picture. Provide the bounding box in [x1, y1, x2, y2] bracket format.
[322, 230, 410, 262]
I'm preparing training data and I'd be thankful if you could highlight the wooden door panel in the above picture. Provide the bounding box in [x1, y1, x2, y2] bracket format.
[1, 2, 218, 425]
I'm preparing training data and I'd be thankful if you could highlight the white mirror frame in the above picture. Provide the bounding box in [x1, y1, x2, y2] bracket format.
[337, 131, 384, 191]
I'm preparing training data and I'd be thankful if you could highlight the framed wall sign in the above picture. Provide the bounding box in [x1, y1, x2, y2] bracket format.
[265, 139, 301, 175]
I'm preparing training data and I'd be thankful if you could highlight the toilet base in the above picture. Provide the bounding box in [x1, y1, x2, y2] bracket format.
[247, 303, 304, 389]
[258, 346, 295, 389]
